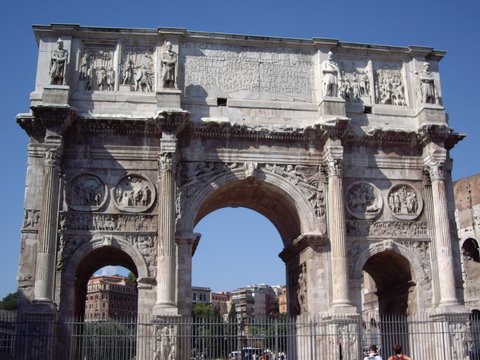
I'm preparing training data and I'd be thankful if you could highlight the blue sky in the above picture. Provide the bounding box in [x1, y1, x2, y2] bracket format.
[0, 0, 479, 298]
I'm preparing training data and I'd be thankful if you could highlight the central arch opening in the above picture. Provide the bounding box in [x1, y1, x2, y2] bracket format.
[193, 207, 284, 292]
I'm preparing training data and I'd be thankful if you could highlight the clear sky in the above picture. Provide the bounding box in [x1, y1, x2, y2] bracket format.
[0, 0, 479, 298]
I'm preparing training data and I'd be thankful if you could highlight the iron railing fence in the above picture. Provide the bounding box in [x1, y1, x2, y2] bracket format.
[1, 312, 479, 359]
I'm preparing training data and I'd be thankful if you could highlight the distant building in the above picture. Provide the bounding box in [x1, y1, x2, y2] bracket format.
[454, 173, 480, 311]
[84, 275, 137, 320]
[230, 284, 278, 319]
[278, 286, 287, 314]
[211, 291, 230, 317]
[192, 286, 211, 305]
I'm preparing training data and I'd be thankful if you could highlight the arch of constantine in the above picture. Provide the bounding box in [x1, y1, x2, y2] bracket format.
[15, 24, 469, 359]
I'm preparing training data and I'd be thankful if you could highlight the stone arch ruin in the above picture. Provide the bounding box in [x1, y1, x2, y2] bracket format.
[15, 24, 469, 359]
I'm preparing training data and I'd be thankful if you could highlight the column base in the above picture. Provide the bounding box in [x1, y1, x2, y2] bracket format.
[29, 299, 58, 314]
[153, 303, 178, 316]
[434, 301, 466, 314]
[329, 302, 358, 315]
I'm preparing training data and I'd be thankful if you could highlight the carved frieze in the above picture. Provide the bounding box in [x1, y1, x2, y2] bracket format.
[59, 212, 158, 232]
[346, 220, 428, 237]
[182, 43, 313, 100]
[338, 60, 370, 102]
[114, 175, 156, 213]
[66, 174, 107, 211]
[79, 44, 116, 91]
[23, 209, 40, 230]
[178, 161, 324, 220]
[374, 64, 407, 106]
[387, 184, 423, 220]
[125, 234, 157, 277]
[56, 234, 89, 269]
[154, 323, 177, 360]
[296, 262, 308, 314]
[345, 182, 383, 220]
[121, 45, 155, 92]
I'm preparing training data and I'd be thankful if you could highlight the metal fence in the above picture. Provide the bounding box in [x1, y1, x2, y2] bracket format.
[1, 312, 480, 359]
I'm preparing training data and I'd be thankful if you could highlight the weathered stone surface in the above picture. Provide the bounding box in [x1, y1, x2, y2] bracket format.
[15, 25, 468, 359]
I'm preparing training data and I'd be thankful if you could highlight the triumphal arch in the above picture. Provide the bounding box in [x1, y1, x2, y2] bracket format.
[16, 24, 468, 359]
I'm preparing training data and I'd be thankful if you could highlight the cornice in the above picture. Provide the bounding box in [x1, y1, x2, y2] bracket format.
[75, 117, 160, 136]
[418, 124, 465, 150]
[344, 128, 419, 147]
[279, 233, 328, 262]
[33, 24, 445, 59]
[17, 113, 45, 140]
[30, 104, 77, 137]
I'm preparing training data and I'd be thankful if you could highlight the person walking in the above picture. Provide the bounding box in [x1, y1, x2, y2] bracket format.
[364, 345, 383, 360]
[387, 344, 412, 360]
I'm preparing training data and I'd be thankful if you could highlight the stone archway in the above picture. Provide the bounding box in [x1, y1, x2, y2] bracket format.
[60, 235, 150, 319]
[16, 24, 470, 360]
[352, 240, 431, 315]
[176, 166, 328, 315]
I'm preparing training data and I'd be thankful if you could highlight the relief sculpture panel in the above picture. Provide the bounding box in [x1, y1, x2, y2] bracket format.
[79, 44, 116, 91]
[66, 174, 107, 211]
[114, 175, 156, 213]
[374, 63, 407, 106]
[387, 184, 423, 220]
[182, 43, 313, 101]
[121, 45, 155, 92]
[338, 60, 371, 103]
[345, 181, 383, 220]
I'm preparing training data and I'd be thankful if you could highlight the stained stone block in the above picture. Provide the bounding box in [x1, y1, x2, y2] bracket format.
[318, 96, 347, 121]
[156, 89, 182, 110]
[42, 85, 69, 105]
[416, 104, 447, 126]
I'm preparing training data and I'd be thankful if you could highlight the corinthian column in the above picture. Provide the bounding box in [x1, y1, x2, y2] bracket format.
[325, 145, 353, 310]
[427, 161, 459, 307]
[154, 134, 178, 314]
[33, 142, 63, 307]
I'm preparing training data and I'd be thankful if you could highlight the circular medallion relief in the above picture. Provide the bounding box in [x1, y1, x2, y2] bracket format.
[113, 174, 156, 213]
[387, 184, 423, 220]
[66, 174, 107, 211]
[345, 181, 383, 220]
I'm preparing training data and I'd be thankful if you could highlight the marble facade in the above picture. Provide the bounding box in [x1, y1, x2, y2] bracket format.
[16, 24, 468, 359]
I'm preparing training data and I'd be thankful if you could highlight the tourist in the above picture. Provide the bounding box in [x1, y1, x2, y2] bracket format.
[387, 344, 412, 360]
[364, 345, 383, 360]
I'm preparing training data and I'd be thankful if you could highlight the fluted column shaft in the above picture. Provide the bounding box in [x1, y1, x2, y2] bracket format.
[34, 143, 63, 303]
[428, 162, 459, 306]
[155, 136, 177, 312]
[326, 158, 351, 308]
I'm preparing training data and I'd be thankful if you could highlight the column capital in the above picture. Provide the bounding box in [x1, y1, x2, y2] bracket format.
[323, 143, 344, 177]
[43, 143, 63, 168]
[158, 151, 176, 172]
[426, 162, 446, 181]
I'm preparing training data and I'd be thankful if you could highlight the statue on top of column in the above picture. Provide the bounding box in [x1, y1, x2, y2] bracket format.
[321, 51, 340, 97]
[49, 38, 68, 85]
[161, 41, 177, 89]
[417, 62, 439, 105]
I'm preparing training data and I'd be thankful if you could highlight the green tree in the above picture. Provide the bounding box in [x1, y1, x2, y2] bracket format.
[126, 272, 137, 284]
[0, 291, 18, 311]
[192, 303, 218, 317]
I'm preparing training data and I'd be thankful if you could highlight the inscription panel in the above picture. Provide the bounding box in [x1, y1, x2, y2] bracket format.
[182, 43, 314, 101]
